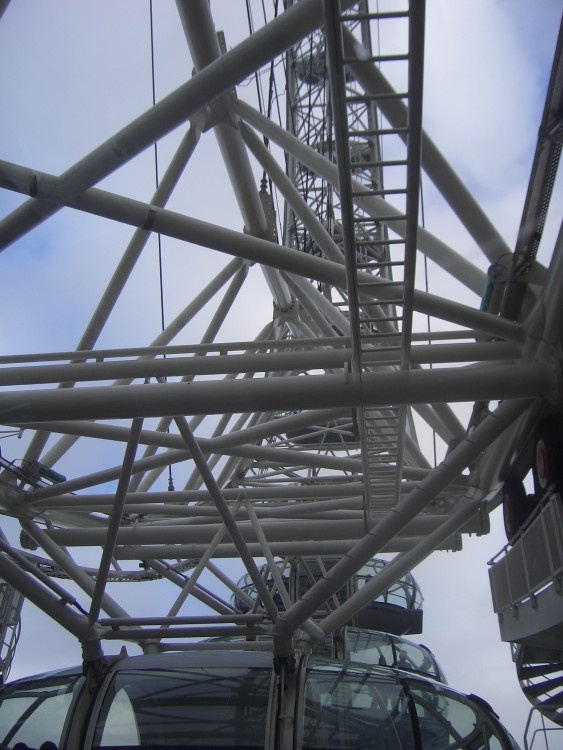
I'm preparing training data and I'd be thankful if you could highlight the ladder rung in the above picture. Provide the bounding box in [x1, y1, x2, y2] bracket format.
[349, 127, 409, 137]
[362, 315, 403, 324]
[360, 299, 404, 308]
[357, 260, 405, 268]
[361, 333, 402, 343]
[367, 238, 405, 246]
[347, 92, 409, 103]
[344, 54, 409, 65]
[353, 215, 405, 223]
[343, 11, 410, 22]
[358, 277, 403, 286]
[354, 243, 390, 251]
[365, 415, 400, 422]
[353, 187, 407, 197]
[351, 160, 407, 169]
[362, 346, 402, 355]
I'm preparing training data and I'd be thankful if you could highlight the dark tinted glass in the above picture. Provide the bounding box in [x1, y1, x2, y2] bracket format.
[93, 666, 271, 749]
[0, 670, 82, 749]
[303, 663, 415, 749]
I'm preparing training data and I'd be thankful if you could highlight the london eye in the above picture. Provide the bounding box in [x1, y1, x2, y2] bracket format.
[0, 1, 562, 747]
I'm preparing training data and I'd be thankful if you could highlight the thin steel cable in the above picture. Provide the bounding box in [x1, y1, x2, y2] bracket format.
[150, 0, 174, 490]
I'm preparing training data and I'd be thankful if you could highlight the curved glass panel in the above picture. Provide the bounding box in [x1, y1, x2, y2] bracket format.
[303, 660, 518, 750]
[356, 560, 423, 610]
[233, 557, 423, 615]
[408, 678, 520, 750]
[0, 669, 82, 750]
[345, 627, 447, 683]
[303, 661, 415, 750]
[92, 665, 271, 749]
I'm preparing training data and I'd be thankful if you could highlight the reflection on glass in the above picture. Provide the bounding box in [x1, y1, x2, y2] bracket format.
[304, 660, 518, 750]
[93, 666, 271, 748]
[345, 627, 447, 683]
[409, 680, 517, 750]
[304, 661, 415, 749]
[0, 670, 81, 749]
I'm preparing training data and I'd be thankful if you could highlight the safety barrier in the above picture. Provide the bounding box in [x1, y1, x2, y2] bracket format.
[489, 493, 563, 614]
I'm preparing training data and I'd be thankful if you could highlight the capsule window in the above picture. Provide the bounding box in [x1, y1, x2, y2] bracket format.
[0, 670, 81, 750]
[302, 663, 415, 749]
[409, 682, 508, 749]
[91, 666, 272, 748]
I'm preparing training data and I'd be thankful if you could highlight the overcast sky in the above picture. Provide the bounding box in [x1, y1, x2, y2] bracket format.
[1, 1, 563, 746]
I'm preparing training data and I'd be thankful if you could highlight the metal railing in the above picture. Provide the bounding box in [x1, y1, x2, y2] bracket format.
[488, 492, 563, 614]
[524, 706, 563, 750]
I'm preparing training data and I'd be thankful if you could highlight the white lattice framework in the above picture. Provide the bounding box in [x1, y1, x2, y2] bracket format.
[0, 0, 561, 667]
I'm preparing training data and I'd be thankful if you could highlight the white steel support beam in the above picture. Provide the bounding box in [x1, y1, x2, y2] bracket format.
[109, 538, 460, 559]
[175, 0, 293, 312]
[44, 515, 479, 549]
[1, 362, 553, 425]
[0, 159, 524, 341]
[19, 518, 129, 621]
[0, 537, 86, 611]
[277, 398, 531, 634]
[77, 125, 200, 352]
[23, 254, 245, 467]
[1, 0, 560, 666]
[162, 502, 242, 623]
[127, 267, 256, 493]
[176, 0, 268, 238]
[0, 553, 91, 641]
[23, 437, 364, 505]
[239, 122, 344, 263]
[88, 418, 143, 626]
[0, 0, 356, 252]
[318, 488, 486, 638]
[172, 418, 282, 625]
[0, 341, 519, 388]
[234, 100, 488, 295]
[147, 560, 237, 617]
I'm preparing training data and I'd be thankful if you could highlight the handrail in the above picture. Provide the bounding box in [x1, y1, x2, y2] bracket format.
[524, 705, 563, 750]
[488, 492, 563, 613]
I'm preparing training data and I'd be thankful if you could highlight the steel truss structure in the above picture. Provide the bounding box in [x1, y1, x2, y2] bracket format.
[0, 0, 562, 676]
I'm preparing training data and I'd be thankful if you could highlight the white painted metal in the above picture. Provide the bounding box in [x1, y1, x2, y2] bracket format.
[0, 0, 561, 675]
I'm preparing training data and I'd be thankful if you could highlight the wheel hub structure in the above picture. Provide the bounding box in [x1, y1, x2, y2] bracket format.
[0, 0, 562, 668]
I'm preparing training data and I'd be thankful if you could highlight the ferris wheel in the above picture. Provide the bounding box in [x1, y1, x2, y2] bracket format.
[0, 2, 562, 728]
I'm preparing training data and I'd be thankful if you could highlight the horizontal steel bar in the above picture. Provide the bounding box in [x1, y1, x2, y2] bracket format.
[100, 614, 266, 626]
[110, 537, 459, 559]
[1, 362, 554, 424]
[0, 0, 357, 252]
[0, 164, 525, 342]
[45, 515, 469, 547]
[0, 349, 351, 387]
[0, 336, 350, 366]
